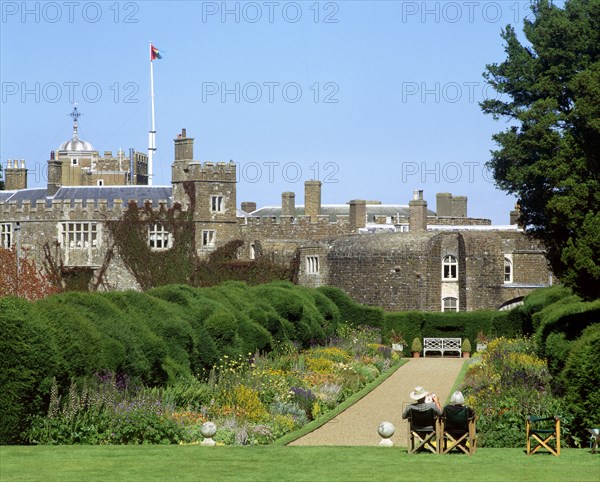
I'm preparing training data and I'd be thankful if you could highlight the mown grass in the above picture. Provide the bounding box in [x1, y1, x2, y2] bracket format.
[1, 446, 597, 481]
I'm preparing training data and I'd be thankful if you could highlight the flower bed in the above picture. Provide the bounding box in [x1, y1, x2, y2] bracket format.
[27, 324, 399, 446]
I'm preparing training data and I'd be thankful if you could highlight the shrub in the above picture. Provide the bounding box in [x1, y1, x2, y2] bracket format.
[461, 339, 471, 353]
[411, 337, 422, 353]
[560, 323, 600, 443]
[461, 337, 572, 447]
[317, 286, 384, 327]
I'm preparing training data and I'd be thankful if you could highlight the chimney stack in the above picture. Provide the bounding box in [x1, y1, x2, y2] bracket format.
[282, 192, 296, 217]
[349, 200, 367, 232]
[409, 189, 428, 232]
[174, 128, 194, 161]
[304, 180, 321, 221]
[241, 201, 257, 214]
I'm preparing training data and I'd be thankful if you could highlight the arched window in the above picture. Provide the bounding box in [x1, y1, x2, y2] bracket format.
[442, 297, 458, 312]
[443, 255, 458, 280]
[504, 257, 513, 283]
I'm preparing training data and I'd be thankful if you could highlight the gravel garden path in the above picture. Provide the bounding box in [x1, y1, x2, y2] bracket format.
[289, 357, 466, 447]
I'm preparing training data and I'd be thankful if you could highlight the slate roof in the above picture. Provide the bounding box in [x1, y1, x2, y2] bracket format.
[250, 204, 436, 222]
[0, 186, 173, 208]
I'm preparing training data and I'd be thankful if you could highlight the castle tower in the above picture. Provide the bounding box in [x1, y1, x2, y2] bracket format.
[282, 192, 296, 217]
[170, 129, 238, 253]
[4, 159, 28, 190]
[409, 189, 428, 232]
[304, 180, 321, 221]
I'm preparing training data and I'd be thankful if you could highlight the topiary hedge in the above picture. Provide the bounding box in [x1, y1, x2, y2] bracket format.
[0, 281, 356, 444]
[317, 286, 384, 327]
[560, 323, 600, 441]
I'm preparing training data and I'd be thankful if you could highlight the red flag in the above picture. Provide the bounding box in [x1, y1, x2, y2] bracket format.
[151, 44, 162, 61]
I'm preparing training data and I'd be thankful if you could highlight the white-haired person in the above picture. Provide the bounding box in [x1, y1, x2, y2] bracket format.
[443, 391, 475, 437]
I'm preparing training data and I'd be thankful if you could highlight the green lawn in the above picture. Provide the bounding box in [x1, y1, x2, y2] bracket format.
[1, 446, 597, 481]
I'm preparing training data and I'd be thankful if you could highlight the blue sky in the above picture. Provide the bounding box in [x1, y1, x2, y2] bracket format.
[1, 1, 540, 223]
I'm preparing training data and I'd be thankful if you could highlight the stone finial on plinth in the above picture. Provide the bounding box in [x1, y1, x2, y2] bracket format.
[200, 421, 217, 446]
[378, 421, 395, 446]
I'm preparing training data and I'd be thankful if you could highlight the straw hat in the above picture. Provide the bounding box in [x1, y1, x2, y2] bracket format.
[410, 386, 429, 400]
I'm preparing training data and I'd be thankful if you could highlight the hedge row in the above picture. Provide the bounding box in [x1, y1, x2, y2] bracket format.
[499, 286, 600, 442]
[382, 310, 505, 355]
[0, 281, 345, 444]
[317, 286, 385, 327]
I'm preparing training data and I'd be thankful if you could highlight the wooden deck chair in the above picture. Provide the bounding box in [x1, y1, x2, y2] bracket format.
[526, 416, 560, 456]
[407, 408, 440, 454]
[440, 406, 476, 455]
[587, 428, 599, 454]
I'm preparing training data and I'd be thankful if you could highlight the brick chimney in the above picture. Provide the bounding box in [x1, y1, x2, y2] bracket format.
[47, 152, 63, 196]
[409, 190, 427, 232]
[304, 180, 321, 221]
[241, 201, 257, 214]
[436, 192, 452, 217]
[349, 199, 367, 232]
[282, 192, 296, 217]
[174, 128, 194, 161]
[4, 159, 28, 190]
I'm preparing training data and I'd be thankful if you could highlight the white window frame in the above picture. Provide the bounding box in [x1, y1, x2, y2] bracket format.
[442, 297, 458, 312]
[72, 158, 78, 166]
[249, 243, 256, 260]
[504, 255, 513, 284]
[97, 179, 104, 186]
[202, 230, 216, 247]
[1, 223, 12, 249]
[148, 223, 172, 250]
[442, 255, 458, 280]
[211, 195, 224, 213]
[60, 222, 99, 249]
[306, 256, 319, 274]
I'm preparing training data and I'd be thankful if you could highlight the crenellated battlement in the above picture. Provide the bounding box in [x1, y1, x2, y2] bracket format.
[239, 214, 351, 240]
[0, 198, 170, 222]
[172, 160, 237, 183]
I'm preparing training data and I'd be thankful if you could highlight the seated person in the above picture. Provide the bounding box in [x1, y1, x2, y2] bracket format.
[443, 391, 474, 435]
[402, 386, 442, 431]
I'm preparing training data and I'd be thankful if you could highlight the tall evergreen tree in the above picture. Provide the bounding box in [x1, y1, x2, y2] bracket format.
[481, 0, 600, 299]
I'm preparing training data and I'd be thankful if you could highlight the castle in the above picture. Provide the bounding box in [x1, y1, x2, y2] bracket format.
[1, 121, 553, 311]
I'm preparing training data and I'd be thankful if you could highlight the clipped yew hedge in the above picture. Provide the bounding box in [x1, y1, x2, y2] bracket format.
[383, 310, 502, 355]
[1, 282, 364, 443]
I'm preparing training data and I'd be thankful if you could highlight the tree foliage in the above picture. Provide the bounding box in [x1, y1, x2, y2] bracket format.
[0, 163, 4, 190]
[481, 0, 600, 299]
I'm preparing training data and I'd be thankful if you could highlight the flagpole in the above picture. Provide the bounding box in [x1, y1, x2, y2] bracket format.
[148, 41, 156, 186]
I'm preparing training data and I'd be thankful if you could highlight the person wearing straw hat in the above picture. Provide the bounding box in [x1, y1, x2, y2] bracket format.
[402, 386, 442, 420]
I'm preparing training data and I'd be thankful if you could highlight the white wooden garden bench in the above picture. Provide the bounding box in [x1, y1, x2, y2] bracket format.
[423, 338, 462, 357]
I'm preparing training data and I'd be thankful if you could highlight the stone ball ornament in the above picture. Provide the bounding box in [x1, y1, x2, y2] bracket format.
[378, 421, 395, 446]
[200, 421, 217, 446]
